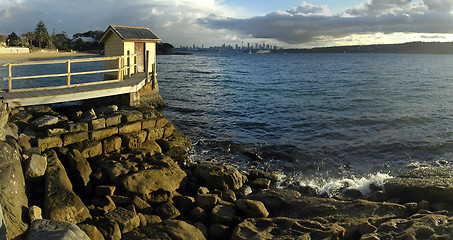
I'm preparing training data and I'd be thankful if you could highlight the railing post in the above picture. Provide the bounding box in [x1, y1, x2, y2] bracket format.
[152, 63, 156, 89]
[127, 51, 131, 78]
[146, 50, 150, 83]
[67, 60, 71, 86]
[118, 57, 122, 81]
[8, 64, 12, 91]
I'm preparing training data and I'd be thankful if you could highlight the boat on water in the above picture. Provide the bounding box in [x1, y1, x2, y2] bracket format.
[256, 50, 271, 54]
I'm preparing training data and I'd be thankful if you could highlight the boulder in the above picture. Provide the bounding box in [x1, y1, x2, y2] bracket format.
[102, 136, 122, 154]
[155, 202, 180, 220]
[44, 150, 91, 223]
[208, 223, 231, 240]
[384, 167, 453, 203]
[196, 194, 221, 210]
[235, 199, 269, 218]
[105, 207, 140, 234]
[24, 154, 47, 179]
[122, 220, 206, 240]
[27, 219, 90, 240]
[29, 205, 43, 222]
[248, 178, 271, 189]
[93, 217, 121, 240]
[0, 204, 6, 240]
[66, 149, 92, 189]
[131, 196, 153, 214]
[0, 102, 8, 141]
[102, 155, 186, 199]
[193, 162, 247, 190]
[157, 130, 192, 163]
[0, 142, 29, 239]
[231, 217, 345, 240]
[210, 204, 236, 225]
[121, 130, 147, 149]
[248, 189, 409, 220]
[95, 185, 116, 197]
[78, 224, 105, 240]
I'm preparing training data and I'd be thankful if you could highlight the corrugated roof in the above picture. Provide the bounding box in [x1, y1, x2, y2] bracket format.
[101, 25, 161, 42]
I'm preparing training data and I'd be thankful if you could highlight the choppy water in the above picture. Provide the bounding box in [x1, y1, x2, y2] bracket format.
[157, 52, 453, 192]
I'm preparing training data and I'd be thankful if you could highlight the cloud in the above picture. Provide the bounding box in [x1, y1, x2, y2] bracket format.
[199, 1, 453, 45]
[0, 0, 236, 46]
[423, 0, 453, 11]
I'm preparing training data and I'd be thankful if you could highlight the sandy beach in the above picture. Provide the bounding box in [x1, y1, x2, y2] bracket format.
[0, 51, 99, 61]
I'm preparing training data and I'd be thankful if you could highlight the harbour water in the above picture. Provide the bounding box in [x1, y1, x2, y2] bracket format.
[2, 52, 453, 195]
[157, 52, 453, 195]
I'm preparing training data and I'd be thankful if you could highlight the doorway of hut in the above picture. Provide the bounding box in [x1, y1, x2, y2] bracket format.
[135, 42, 145, 72]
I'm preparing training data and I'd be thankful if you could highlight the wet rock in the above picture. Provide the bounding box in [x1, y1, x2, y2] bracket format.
[249, 189, 409, 219]
[384, 167, 453, 204]
[249, 178, 271, 189]
[193, 162, 247, 191]
[235, 199, 269, 218]
[122, 220, 206, 240]
[367, 213, 453, 239]
[232, 217, 345, 240]
[24, 154, 47, 179]
[44, 150, 91, 223]
[27, 219, 90, 240]
[0, 142, 28, 239]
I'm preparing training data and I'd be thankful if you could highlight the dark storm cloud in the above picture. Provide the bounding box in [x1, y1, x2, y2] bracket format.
[199, 1, 453, 44]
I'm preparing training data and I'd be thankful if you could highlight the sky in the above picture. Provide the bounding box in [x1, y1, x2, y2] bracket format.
[1, 0, 453, 48]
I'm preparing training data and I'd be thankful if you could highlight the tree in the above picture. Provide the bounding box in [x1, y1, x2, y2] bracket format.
[53, 32, 70, 51]
[157, 42, 174, 54]
[7, 32, 21, 46]
[25, 32, 34, 46]
[34, 20, 49, 48]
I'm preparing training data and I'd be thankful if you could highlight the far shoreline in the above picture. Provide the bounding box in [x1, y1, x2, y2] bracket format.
[0, 51, 100, 61]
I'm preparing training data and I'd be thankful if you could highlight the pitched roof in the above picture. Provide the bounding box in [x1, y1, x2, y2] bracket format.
[100, 25, 161, 42]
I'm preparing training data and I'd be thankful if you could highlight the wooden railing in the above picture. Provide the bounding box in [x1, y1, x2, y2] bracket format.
[2, 54, 138, 92]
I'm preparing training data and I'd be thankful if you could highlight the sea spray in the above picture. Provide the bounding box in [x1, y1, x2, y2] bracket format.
[299, 173, 392, 197]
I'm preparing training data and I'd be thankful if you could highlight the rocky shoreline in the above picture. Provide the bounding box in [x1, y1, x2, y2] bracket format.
[0, 102, 453, 239]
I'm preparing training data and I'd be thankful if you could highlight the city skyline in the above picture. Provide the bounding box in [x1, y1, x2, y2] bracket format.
[1, 0, 453, 48]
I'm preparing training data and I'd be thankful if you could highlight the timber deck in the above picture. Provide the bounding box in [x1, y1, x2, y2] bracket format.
[0, 72, 147, 107]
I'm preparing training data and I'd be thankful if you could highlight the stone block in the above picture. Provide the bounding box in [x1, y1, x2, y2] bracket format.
[141, 118, 156, 130]
[119, 110, 143, 123]
[24, 154, 47, 179]
[118, 122, 142, 135]
[106, 207, 140, 234]
[63, 131, 89, 146]
[27, 219, 91, 240]
[121, 130, 148, 149]
[89, 118, 106, 130]
[30, 115, 59, 129]
[37, 135, 63, 151]
[66, 122, 89, 133]
[47, 128, 68, 136]
[77, 141, 103, 159]
[146, 128, 164, 141]
[90, 127, 118, 141]
[105, 114, 122, 127]
[155, 117, 170, 128]
[103, 136, 122, 154]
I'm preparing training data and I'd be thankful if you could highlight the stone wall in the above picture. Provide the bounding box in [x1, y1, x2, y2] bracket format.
[0, 47, 30, 54]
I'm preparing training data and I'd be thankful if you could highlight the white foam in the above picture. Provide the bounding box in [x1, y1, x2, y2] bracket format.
[299, 173, 392, 197]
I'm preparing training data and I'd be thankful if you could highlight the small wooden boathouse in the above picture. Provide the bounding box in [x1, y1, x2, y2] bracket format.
[1, 25, 162, 107]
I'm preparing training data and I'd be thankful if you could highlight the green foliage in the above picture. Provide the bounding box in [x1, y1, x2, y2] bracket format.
[7, 32, 21, 46]
[34, 19, 49, 48]
[157, 42, 174, 54]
